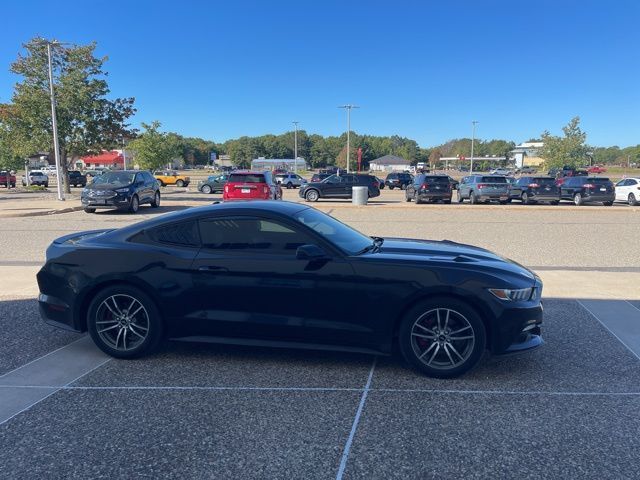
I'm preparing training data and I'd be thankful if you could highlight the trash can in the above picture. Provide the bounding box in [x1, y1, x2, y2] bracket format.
[352, 186, 368, 205]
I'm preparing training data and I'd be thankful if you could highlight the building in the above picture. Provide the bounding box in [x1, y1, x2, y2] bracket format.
[80, 150, 125, 170]
[214, 154, 233, 168]
[251, 157, 307, 171]
[511, 142, 545, 168]
[369, 155, 411, 172]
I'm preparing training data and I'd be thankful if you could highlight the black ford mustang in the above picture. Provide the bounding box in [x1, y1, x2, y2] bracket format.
[37, 201, 543, 378]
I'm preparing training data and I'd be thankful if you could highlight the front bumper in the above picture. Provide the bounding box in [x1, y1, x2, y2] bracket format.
[491, 303, 544, 355]
[81, 194, 130, 209]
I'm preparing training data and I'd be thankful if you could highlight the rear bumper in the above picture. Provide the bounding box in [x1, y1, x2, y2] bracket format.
[477, 192, 509, 200]
[417, 192, 451, 200]
[38, 293, 82, 332]
[583, 194, 615, 203]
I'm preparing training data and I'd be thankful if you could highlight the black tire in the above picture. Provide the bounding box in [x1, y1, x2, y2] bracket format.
[305, 189, 319, 202]
[398, 297, 486, 378]
[603, 201, 613, 206]
[629, 193, 638, 206]
[443, 199, 452, 204]
[158, 181, 165, 187]
[415, 195, 423, 205]
[550, 200, 559, 205]
[389, 186, 394, 190]
[405, 192, 412, 202]
[87, 284, 164, 359]
[84, 207, 96, 213]
[129, 194, 140, 213]
[499, 200, 508, 205]
[521, 192, 531, 205]
[286, 182, 293, 189]
[176, 179, 184, 187]
[151, 191, 161, 208]
[470, 191, 478, 205]
[457, 191, 464, 203]
[45, 183, 49, 188]
[201, 184, 212, 194]
[400, 184, 406, 190]
[574, 192, 583, 206]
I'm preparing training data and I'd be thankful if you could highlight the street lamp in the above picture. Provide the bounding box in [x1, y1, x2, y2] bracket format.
[339, 105, 359, 174]
[292, 121, 299, 174]
[36, 39, 72, 201]
[470, 121, 478, 174]
[121, 136, 128, 170]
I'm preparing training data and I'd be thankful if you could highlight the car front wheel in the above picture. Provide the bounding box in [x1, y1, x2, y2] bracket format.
[305, 190, 319, 202]
[629, 193, 638, 206]
[84, 207, 96, 213]
[151, 191, 161, 208]
[87, 285, 163, 359]
[129, 195, 140, 213]
[201, 184, 212, 194]
[574, 193, 583, 206]
[398, 298, 486, 378]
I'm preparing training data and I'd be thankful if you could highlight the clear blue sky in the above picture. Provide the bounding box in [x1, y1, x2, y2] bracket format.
[1, 0, 638, 147]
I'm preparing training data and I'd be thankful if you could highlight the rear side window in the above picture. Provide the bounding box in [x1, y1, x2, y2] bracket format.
[228, 174, 266, 183]
[590, 178, 611, 184]
[426, 176, 449, 183]
[480, 176, 507, 183]
[140, 221, 200, 247]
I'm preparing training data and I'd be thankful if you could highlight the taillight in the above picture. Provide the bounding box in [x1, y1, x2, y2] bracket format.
[528, 183, 540, 188]
[421, 183, 429, 190]
[224, 185, 229, 193]
[477, 183, 486, 189]
[583, 183, 595, 189]
[263, 186, 268, 194]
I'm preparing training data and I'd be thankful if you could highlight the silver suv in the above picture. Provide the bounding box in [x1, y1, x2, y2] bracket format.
[274, 173, 306, 189]
[457, 175, 511, 204]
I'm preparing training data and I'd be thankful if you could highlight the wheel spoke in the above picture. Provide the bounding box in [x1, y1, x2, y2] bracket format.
[115, 327, 124, 349]
[122, 328, 128, 350]
[436, 309, 442, 330]
[450, 325, 472, 335]
[418, 341, 437, 359]
[426, 344, 441, 366]
[130, 321, 148, 331]
[414, 323, 436, 336]
[96, 319, 118, 325]
[103, 299, 120, 318]
[449, 335, 474, 341]
[411, 332, 436, 340]
[443, 309, 450, 331]
[443, 343, 456, 366]
[128, 325, 145, 339]
[447, 342, 465, 361]
[98, 324, 119, 334]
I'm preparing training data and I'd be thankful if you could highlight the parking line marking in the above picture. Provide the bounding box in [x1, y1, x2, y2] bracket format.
[577, 299, 640, 363]
[626, 300, 640, 313]
[336, 357, 377, 480]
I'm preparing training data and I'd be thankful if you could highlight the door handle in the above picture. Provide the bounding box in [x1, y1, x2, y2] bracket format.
[197, 265, 228, 272]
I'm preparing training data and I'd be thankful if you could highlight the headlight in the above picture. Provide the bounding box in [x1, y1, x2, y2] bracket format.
[115, 188, 129, 193]
[489, 287, 536, 301]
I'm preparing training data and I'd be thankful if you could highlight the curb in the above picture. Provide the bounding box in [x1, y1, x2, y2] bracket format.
[0, 205, 85, 218]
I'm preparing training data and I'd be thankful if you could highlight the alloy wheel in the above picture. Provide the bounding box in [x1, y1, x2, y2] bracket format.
[202, 184, 212, 194]
[629, 193, 638, 206]
[410, 308, 475, 370]
[95, 294, 150, 352]
[306, 190, 319, 202]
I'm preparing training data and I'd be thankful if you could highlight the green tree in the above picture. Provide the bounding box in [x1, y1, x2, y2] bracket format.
[540, 117, 589, 170]
[4, 38, 136, 192]
[127, 121, 180, 170]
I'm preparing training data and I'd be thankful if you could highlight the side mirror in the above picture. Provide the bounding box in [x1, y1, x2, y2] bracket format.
[296, 244, 328, 261]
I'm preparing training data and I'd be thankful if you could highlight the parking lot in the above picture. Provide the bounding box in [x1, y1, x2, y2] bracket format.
[1, 187, 640, 479]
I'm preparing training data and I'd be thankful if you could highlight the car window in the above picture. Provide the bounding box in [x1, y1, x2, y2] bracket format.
[324, 175, 342, 184]
[144, 221, 200, 247]
[294, 208, 371, 255]
[589, 178, 611, 184]
[199, 217, 312, 254]
[629, 179, 638, 186]
[480, 176, 507, 183]
[427, 176, 449, 183]
[533, 177, 556, 185]
[228, 173, 266, 183]
[93, 172, 136, 186]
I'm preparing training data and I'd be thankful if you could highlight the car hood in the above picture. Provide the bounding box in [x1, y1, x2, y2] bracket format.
[84, 183, 130, 191]
[372, 237, 536, 281]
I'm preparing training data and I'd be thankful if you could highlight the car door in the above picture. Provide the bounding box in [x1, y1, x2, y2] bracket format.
[189, 214, 361, 345]
[560, 177, 574, 199]
[615, 179, 629, 201]
[321, 175, 345, 197]
[458, 176, 469, 198]
[511, 177, 528, 198]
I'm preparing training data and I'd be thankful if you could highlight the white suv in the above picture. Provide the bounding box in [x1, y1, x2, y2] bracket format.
[274, 173, 306, 189]
[615, 177, 640, 206]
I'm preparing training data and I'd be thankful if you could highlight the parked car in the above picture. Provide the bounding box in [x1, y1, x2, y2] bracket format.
[374, 176, 385, 189]
[490, 168, 513, 176]
[559, 176, 615, 206]
[508, 176, 560, 205]
[198, 174, 228, 194]
[446, 176, 459, 190]
[518, 167, 537, 174]
[310, 173, 331, 182]
[85, 168, 108, 179]
[154, 170, 190, 187]
[68, 170, 87, 187]
[22, 171, 48, 187]
[0, 171, 17, 188]
[587, 165, 607, 174]
[299, 174, 380, 202]
[81, 170, 161, 213]
[553, 168, 588, 185]
[614, 177, 640, 206]
[385, 172, 413, 190]
[457, 175, 511, 204]
[37, 201, 543, 378]
[274, 173, 307, 189]
[405, 174, 453, 204]
[223, 171, 282, 201]
[41, 165, 58, 176]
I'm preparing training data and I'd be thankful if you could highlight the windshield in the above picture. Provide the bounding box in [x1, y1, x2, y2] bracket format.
[427, 176, 450, 183]
[92, 172, 136, 186]
[294, 208, 372, 255]
[480, 176, 508, 183]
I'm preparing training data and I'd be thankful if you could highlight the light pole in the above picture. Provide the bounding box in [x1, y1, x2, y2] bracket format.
[339, 105, 359, 174]
[121, 136, 127, 170]
[292, 121, 299, 174]
[44, 40, 65, 201]
[470, 121, 478, 174]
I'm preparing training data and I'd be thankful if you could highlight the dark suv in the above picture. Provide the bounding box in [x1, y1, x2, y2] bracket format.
[405, 174, 453, 204]
[69, 170, 87, 187]
[81, 170, 161, 213]
[385, 172, 413, 190]
[509, 176, 560, 205]
[457, 175, 511, 204]
[299, 174, 380, 202]
[559, 176, 615, 206]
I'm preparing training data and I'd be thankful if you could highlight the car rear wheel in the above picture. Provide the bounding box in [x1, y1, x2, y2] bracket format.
[201, 184, 212, 194]
[603, 201, 613, 206]
[398, 298, 486, 378]
[550, 200, 559, 205]
[151, 191, 161, 208]
[176, 179, 184, 187]
[573, 193, 583, 206]
[470, 191, 478, 204]
[84, 207, 96, 213]
[286, 182, 293, 189]
[628, 193, 638, 206]
[158, 181, 165, 187]
[87, 285, 163, 359]
[521, 192, 531, 205]
[129, 194, 139, 213]
[389, 186, 394, 190]
[305, 190, 319, 202]
[457, 191, 464, 203]
[400, 184, 406, 190]
[415, 194, 423, 204]
[405, 192, 412, 202]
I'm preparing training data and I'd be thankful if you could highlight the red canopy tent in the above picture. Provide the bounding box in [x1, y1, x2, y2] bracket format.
[80, 151, 124, 169]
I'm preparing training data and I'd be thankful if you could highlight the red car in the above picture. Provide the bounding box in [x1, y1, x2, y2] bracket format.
[587, 165, 607, 174]
[223, 171, 282, 201]
[0, 171, 16, 188]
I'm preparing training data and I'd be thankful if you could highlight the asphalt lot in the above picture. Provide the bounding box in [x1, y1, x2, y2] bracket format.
[1, 187, 639, 479]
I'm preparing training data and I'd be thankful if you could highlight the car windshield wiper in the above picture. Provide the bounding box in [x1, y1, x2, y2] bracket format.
[356, 237, 384, 255]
